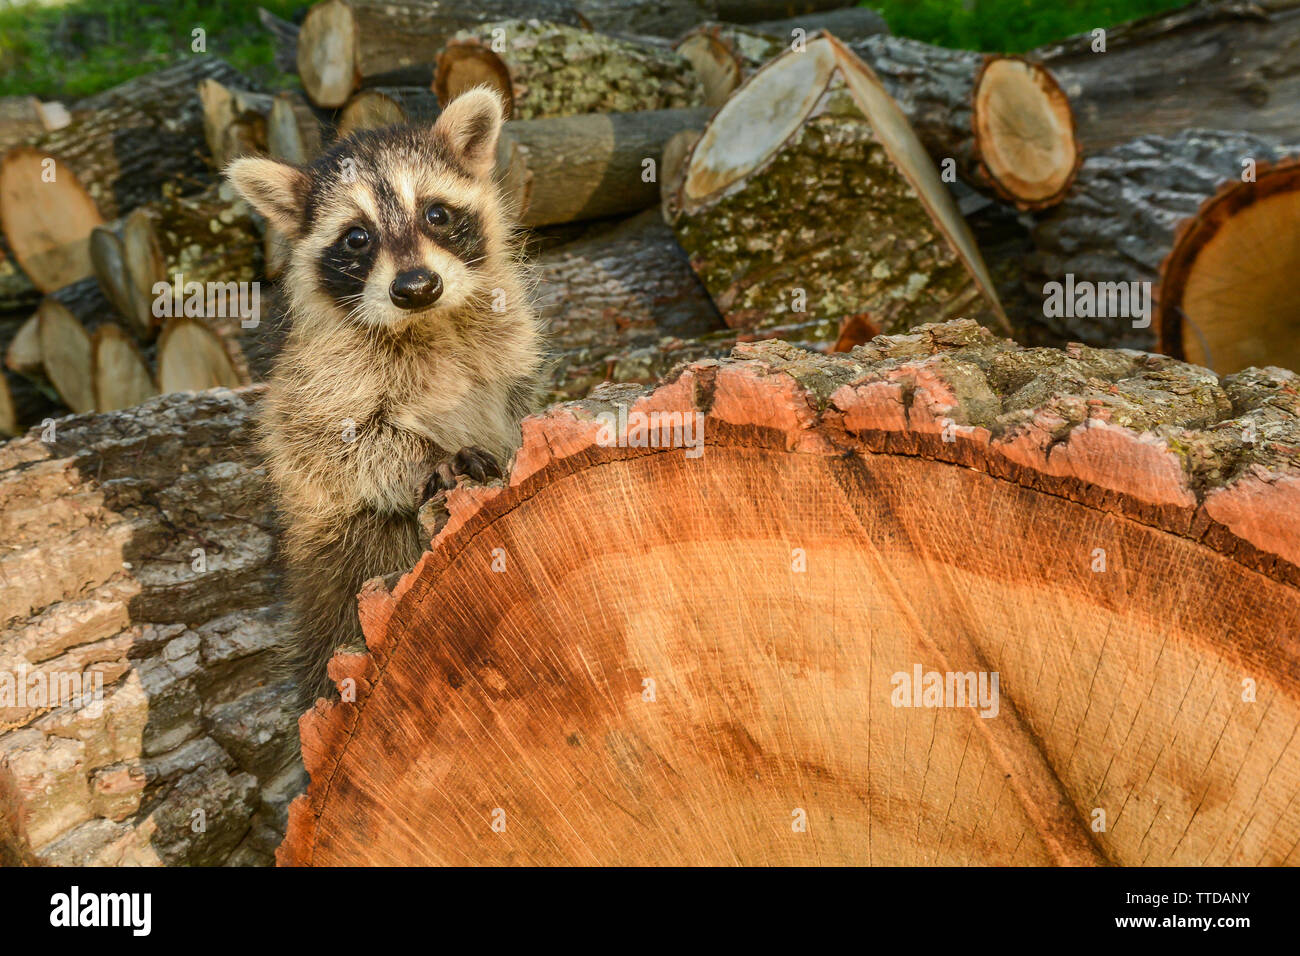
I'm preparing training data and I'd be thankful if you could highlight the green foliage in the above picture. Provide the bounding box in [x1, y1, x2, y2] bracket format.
[0, 0, 301, 99]
[863, 0, 1192, 52]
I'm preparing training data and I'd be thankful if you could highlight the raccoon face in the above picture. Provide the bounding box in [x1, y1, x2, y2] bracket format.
[227, 88, 509, 330]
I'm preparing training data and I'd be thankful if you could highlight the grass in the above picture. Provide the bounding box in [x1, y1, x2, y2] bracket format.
[0, 0, 302, 99]
[0, 0, 1196, 101]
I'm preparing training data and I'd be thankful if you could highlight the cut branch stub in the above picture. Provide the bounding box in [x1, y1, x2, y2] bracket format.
[667, 34, 1007, 336]
[1156, 156, 1300, 375]
[278, 319, 1300, 867]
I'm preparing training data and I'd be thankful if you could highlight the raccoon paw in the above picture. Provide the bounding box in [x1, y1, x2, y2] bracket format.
[420, 446, 503, 502]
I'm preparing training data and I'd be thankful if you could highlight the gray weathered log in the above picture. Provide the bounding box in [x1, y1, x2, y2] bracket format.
[1023, 129, 1297, 351]
[0, 387, 303, 866]
[1034, 0, 1300, 150]
[535, 209, 726, 399]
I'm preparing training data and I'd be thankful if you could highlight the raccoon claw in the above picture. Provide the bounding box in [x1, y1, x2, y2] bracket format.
[420, 447, 502, 502]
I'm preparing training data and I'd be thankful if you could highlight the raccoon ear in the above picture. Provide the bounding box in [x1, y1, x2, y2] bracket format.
[434, 87, 505, 180]
[225, 157, 309, 237]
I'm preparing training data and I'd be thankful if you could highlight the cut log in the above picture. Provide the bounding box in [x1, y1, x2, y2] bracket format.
[5, 315, 41, 377]
[435, 20, 703, 120]
[295, 0, 587, 108]
[0, 377, 15, 438]
[102, 186, 269, 380]
[535, 209, 726, 399]
[88, 210, 162, 341]
[199, 79, 274, 169]
[667, 35, 1007, 335]
[91, 324, 158, 412]
[0, 148, 106, 292]
[156, 316, 244, 394]
[22, 59, 254, 221]
[267, 92, 325, 165]
[1025, 129, 1300, 370]
[0, 387, 304, 866]
[1034, 0, 1300, 150]
[337, 87, 441, 136]
[497, 108, 711, 227]
[0, 316, 58, 436]
[278, 319, 1300, 866]
[0, 96, 71, 153]
[678, 28, 1079, 208]
[35, 298, 96, 414]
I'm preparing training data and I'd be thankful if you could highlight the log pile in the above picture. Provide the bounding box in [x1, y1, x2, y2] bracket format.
[1, 0, 1299, 868]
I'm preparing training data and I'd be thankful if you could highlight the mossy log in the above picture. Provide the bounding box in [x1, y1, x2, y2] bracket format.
[1033, 0, 1300, 151]
[295, 0, 587, 108]
[1023, 129, 1300, 373]
[0, 387, 304, 866]
[667, 35, 1006, 336]
[435, 20, 704, 120]
[498, 108, 710, 227]
[279, 319, 1300, 866]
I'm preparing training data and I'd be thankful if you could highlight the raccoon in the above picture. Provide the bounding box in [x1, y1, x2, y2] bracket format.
[226, 89, 543, 705]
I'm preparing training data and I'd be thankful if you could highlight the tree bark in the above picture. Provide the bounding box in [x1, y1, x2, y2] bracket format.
[435, 20, 704, 120]
[1022, 129, 1300, 373]
[571, 0, 862, 38]
[296, 0, 587, 108]
[534, 209, 726, 400]
[278, 318, 1300, 866]
[1033, 0, 1300, 151]
[497, 108, 711, 227]
[668, 35, 1006, 335]
[22, 59, 253, 221]
[0, 386, 304, 866]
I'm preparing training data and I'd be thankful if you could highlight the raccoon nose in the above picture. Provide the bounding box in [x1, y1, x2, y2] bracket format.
[389, 269, 443, 309]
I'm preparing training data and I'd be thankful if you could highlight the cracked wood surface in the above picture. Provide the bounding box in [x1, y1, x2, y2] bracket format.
[280, 320, 1300, 866]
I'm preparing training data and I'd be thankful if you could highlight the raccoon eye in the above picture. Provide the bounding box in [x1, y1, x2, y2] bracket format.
[425, 203, 451, 227]
[343, 227, 370, 250]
